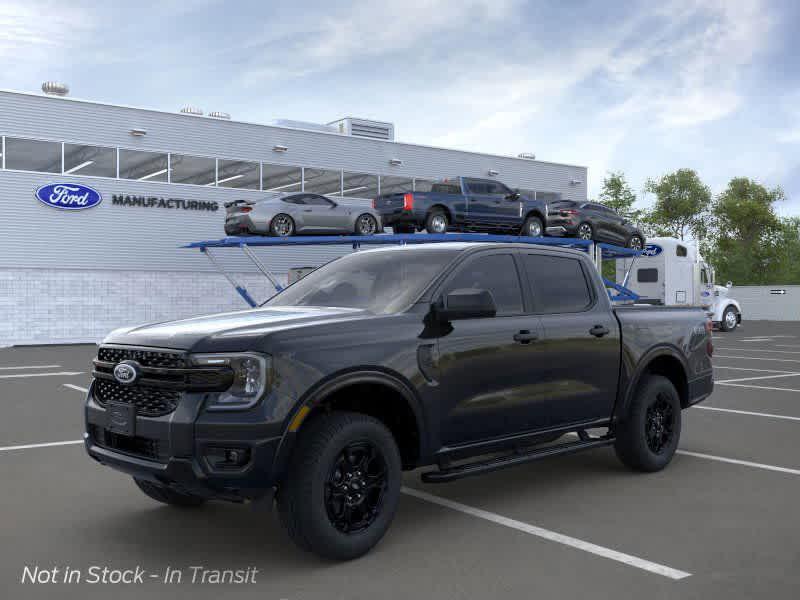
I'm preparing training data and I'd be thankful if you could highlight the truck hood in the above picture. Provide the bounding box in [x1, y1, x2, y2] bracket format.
[103, 305, 369, 351]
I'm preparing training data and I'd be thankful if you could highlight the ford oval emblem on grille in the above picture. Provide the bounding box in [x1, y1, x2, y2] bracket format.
[35, 183, 103, 210]
[113, 360, 140, 385]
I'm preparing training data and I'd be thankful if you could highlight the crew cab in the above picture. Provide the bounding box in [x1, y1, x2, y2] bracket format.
[373, 177, 548, 236]
[85, 242, 713, 560]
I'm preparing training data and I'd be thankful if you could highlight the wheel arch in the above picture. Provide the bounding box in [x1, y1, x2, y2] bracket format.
[523, 209, 545, 223]
[619, 347, 690, 419]
[427, 204, 453, 221]
[275, 369, 427, 476]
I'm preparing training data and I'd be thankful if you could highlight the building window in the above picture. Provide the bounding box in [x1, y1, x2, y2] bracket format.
[63, 143, 117, 177]
[304, 167, 342, 196]
[217, 159, 260, 189]
[170, 154, 216, 186]
[262, 163, 302, 192]
[119, 149, 169, 182]
[4, 137, 61, 173]
[379, 176, 413, 195]
[342, 171, 379, 199]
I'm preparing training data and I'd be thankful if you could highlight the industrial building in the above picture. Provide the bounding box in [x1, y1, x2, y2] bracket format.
[0, 84, 588, 345]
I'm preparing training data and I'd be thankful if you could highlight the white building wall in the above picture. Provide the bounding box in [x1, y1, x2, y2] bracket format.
[729, 286, 800, 321]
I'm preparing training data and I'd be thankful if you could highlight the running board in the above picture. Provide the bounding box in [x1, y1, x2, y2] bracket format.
[421, 436, 615, 483]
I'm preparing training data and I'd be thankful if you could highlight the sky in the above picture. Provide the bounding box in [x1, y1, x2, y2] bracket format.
[2, 0, 799, 215]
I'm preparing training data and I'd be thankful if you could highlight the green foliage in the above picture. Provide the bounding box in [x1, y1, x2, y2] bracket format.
[598, 171, 640, 221]
[642, 169, 712, 240]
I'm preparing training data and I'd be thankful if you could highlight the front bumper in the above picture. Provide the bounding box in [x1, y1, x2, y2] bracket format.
[84, 382, 286, 500]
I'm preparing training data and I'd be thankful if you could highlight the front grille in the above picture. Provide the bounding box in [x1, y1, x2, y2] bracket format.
[98, 346, 187, 369]
[89, 425, 163, 461]
[94, 379, 179, 417]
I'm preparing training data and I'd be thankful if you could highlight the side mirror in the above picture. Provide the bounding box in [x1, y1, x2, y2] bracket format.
[435, 288, 496, 321]
[726, 281, 733, 288]
[506, 190, 521, 201]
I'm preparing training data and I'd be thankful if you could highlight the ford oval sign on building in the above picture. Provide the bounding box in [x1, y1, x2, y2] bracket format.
[35, 183, 103, 210]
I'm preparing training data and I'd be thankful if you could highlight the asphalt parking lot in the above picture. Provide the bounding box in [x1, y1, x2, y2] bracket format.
[2, 321, 800, 599]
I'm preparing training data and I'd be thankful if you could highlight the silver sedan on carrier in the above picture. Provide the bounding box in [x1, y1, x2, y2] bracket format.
[224, 192, 383, 237]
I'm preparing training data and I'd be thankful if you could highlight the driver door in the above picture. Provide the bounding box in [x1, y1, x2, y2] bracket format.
[302, 194, 342, 231]
[434, 250, 545, 445]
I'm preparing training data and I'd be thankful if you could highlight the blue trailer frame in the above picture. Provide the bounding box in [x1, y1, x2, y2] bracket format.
[183, 234, 641, 307]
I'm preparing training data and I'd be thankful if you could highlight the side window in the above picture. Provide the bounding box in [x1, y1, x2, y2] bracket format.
[523, 254, 593, 313]
[283, 195, 305, 205]
[465, 180, 488, 194]
[676, 245, 688, 257]
[443, 254, 523, 316]
[700, 269, 708, 284]
[637, 268, 659, 283]
[307, 195, 335, 206]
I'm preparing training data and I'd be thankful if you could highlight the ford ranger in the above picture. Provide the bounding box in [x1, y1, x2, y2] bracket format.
[373, 177, 548, 236]
[85, 242, 713, 560]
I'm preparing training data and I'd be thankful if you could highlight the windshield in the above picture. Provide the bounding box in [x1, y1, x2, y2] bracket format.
[265, 248, 460, 313]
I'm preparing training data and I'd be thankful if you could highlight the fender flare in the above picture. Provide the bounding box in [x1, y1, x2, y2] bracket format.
[271, 369, 428, 478]
[616, 344, 690, 420]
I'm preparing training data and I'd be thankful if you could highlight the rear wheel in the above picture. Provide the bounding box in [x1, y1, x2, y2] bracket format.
[614, 375, 681, 472]
[133, 478, 206, 507]
[355, 214, 379, 235]
[425, 209, 449, 234]
[627, 234, 644, 250]
[720, 306, 738, 332]
[521, 215, 544, 237]
[277, 412, 402, 560]
[270, 213, 295, 237]
[576, 222, 594, 240]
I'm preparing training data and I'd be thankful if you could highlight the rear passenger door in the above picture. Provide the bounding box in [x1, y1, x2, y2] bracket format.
[519, 251, 620, 427]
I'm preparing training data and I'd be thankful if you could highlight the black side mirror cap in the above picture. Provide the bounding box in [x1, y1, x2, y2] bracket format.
[435, 288, 497, 321]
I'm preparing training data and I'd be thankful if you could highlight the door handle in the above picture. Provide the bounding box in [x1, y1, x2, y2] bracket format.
[303, 209, 313, 212]
[589, 325, 610, 337]
[513, 330, 539, 344]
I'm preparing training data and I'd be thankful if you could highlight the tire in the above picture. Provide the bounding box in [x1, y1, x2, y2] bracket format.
[354, 213, 379, 236]
[627, 234, 644, 250]
[614, 375, 681, 472]
[276, 412, 402, 560]
[720, 306, 738, 332]
[521, 215, 544, 237]
[133, 478, 206, 507]
[269, 213, 295, 237]
[576, 222, 594, 240]
[392, 224, 415, 234]
[425, 209, 449, 234]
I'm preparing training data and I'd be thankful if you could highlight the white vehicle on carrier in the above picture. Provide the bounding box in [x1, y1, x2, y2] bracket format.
[616, 237, 743, 331]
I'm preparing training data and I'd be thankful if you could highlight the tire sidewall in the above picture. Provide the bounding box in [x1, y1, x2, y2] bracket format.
[356, 214, 378, 235]
[270, 214, 294, 237]
[721, 307, 737, 331]
[627, 235, 643, 250]
[577, 222, 593, 240]
[617, 376, 682, 472]
[285, 415, 402, 559]
[426, 210, 448, 234]
[523, 216, 543, 237]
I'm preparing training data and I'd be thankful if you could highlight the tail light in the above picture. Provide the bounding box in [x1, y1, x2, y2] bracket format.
[560, 209, 578, 217]
[240, 207, 252, 213]
[403, 193, 414, 211]
[371, 198, 376, 209]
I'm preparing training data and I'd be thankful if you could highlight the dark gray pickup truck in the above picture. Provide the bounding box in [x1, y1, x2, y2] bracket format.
[85, 242, 713, 560]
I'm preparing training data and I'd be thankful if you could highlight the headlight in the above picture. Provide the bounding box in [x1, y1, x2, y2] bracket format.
[191, 353, 271, 410]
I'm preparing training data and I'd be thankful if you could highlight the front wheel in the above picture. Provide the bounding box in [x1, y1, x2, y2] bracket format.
[614, 375, 681, 472]
[276, 412, 402, 560]
[521, 215, 544, 237]
[627, 234, 644, 250]
[576, 222, 594, 240]
[720, 306, 738, 332]
[354, 213, 379, 235]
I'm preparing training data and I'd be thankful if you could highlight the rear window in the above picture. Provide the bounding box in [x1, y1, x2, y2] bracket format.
[522, 254, 593, 313]
[637, 268, 659, 283]
[430, 183, 462, 194]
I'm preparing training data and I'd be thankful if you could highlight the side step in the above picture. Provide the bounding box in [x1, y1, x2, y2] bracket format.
[421, 435, 615, 483]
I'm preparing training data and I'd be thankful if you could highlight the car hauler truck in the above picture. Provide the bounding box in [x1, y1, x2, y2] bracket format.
[616, 236, 743, 331]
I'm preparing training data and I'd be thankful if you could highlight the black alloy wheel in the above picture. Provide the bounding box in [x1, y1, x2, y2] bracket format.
[577, 222, 594, 240]
[325, 441, 388, 534]
[628, 235, 644, 250]
[270, 214, 295, 237]
[644, 394, 675, 454]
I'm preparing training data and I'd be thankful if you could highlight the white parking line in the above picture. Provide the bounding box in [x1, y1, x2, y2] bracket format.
[0, 364, 61, 370]
[677, 451, 800, 476]
[714, 366, 798, 374]
[63, 384, 89, 393]
[0, 371, 83, 379]
[716, 382, 800, 393]
[715, 347, 800, 355]
[401, 486, 691, 580]
[717, 373, 800, 384]
[0, 440, 83, 453]
[694, 406, 800, 422]
[714, 355, 800, 364]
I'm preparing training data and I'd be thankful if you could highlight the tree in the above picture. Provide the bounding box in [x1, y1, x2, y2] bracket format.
[643, 169, 712, 240]
[598, 171, 640, 220]
[705, 178, 786, 284]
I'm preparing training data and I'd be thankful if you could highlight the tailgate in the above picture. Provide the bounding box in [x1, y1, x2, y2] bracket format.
[373, 193, 408, 211]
